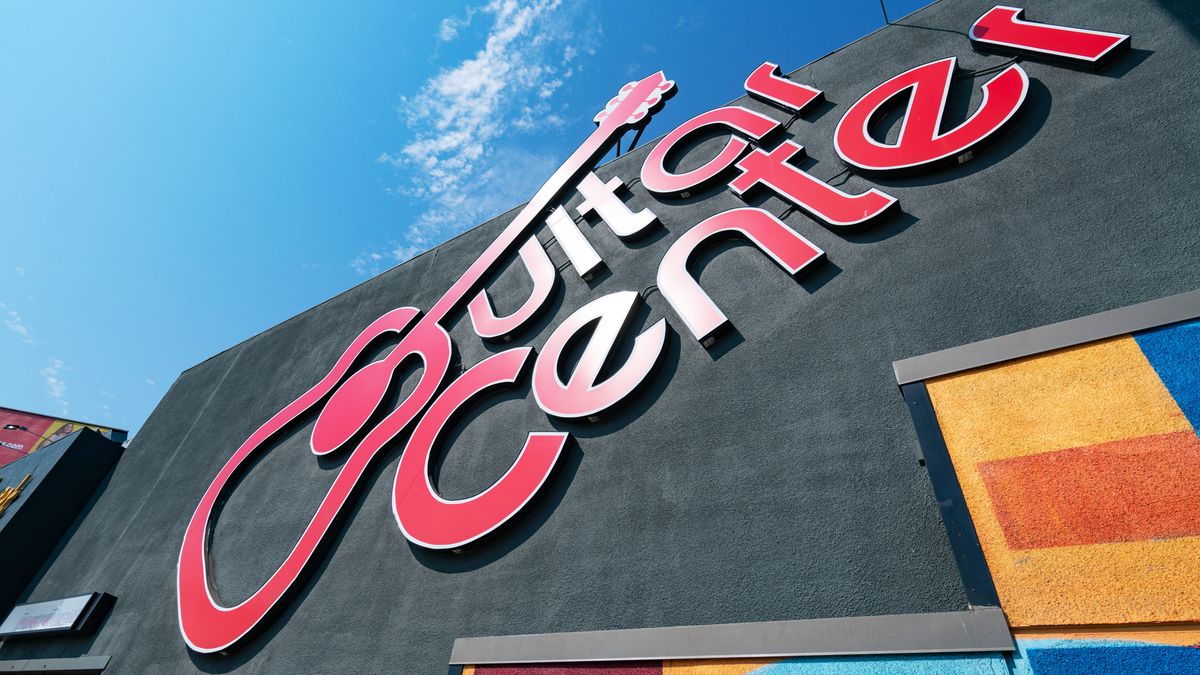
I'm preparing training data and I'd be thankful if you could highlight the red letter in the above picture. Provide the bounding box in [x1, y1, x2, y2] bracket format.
[641, 107, 780, 198]
[178, 70, 683, 654]
[393, 347, 568, 550]
[532, 291, 666, 419]
[658, 208, 824, 344]
[744, 62, 823, 113]
[970, 6, 1130, 70]
[730, 141, 897, 230]
[468, 236, 558, 340]
[178, 309, 452, 653]
[834, 57, 1028, 174]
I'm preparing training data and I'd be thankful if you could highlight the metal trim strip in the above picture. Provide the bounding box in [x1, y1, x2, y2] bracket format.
[0, 656, 110, 673]
[448, 606, 1013, 665]
[892, 289, 1200, 384]
[901, 382, 1001, 607]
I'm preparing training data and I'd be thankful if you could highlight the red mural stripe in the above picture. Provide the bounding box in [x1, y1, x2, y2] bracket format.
[978, 431, 1200, 550]
[473, 663, 662, 675]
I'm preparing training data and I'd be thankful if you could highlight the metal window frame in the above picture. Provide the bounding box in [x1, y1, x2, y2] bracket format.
[900, 382, 1001, 607]
[893, 289, 1200, 385]
[0, 656, 110, 673]
[449, 607, 1013, 665]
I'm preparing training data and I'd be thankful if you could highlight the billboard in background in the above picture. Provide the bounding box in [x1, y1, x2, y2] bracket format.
[0, 406, 127, 469]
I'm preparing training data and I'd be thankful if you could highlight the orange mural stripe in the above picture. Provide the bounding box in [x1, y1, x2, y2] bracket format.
[979, 431, 1200, 550]
[473, 664, 662, 674]
[664, 659, 776, 674]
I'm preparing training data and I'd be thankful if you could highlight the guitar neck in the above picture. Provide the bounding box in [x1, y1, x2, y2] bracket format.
[425, 123, 621, 324]
[423, 72, 670, 325]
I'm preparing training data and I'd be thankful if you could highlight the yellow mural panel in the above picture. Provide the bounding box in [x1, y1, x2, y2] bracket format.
[664, 659, 776, 674]
[926, 335, 1200, 627]
[927, 336, 1188, 462]
[980, 534, 1200, 626]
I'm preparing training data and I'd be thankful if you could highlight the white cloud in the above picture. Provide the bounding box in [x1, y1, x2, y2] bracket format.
[438, 12, 471, 42]
[41, 357, 68, 414]
[357, 146, 562, 276]
[438, 5, 485, 43]
[363, 0, 598, 274]
[0, 302, 34, 345]
[439, 18, 461, 42]
[145, 378, 156, 387]
[13, 266, 25, 276]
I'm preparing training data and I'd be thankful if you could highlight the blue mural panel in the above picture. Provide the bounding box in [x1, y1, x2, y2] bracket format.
[749, 652, 1010, 674]
[1134, 318, 1200, 431]
[1012, 639, 1200, 675]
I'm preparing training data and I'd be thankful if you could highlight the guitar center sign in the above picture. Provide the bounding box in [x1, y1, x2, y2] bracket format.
[177, 6, 1131, 654]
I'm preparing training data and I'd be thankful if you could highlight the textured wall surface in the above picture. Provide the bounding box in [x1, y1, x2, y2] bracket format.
[3, 0, 1200, 672]
[0, 430, 124, 616]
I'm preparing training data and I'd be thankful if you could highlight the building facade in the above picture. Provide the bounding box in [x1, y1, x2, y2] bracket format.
[0, 406, 127, 469]
[1, 0, 1197, 672]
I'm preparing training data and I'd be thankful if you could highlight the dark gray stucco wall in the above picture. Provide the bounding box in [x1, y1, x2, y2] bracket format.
[4, 0, 1199, 672]
[0, 430, 123, 616]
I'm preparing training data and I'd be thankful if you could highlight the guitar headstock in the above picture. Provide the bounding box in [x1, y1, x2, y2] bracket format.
[593, 71, 676, 130]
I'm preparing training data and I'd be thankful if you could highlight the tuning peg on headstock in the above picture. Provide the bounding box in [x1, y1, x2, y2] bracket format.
[594, 71, 676, 128]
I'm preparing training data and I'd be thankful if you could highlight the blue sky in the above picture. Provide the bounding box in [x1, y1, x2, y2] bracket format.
[0, 0, 930, 435]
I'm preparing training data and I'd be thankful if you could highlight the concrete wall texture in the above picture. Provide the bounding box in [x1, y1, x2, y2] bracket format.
[3, 0, 1199, 672]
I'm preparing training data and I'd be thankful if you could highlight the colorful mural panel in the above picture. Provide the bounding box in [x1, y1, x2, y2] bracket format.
[924, 320, 1200, 627]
